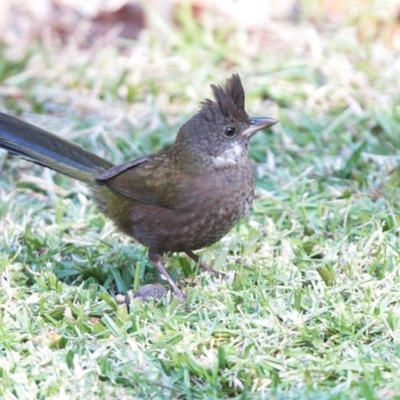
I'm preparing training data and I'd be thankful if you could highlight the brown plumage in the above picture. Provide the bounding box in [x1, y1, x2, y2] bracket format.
[0, 74, 277, 300]
[201, 74, 249, 123]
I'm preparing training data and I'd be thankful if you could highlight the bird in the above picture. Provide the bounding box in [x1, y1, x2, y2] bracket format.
[0, 74, 277, 300]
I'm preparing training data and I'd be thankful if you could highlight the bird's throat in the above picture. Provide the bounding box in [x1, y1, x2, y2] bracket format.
[211, 142, 246, 168]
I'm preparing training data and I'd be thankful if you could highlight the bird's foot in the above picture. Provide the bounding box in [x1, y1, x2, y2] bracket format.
[185, 250, 225, 278]
[149, 251, 186, 301]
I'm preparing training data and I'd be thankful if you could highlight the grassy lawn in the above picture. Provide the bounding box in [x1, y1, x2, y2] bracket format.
[1, 2, 400, 398]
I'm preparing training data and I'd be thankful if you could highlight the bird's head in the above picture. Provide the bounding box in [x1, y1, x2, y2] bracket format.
[174, 74, 277, 169]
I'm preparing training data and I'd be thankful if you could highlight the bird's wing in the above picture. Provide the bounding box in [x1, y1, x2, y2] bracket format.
[96, 156, 149, 180]
[95, 152, 188, 207]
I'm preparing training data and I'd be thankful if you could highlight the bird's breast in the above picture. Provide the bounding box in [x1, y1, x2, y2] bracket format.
[129, 162, 254, 253]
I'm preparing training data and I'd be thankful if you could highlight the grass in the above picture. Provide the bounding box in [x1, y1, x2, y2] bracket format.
[1, 1, 400, 398]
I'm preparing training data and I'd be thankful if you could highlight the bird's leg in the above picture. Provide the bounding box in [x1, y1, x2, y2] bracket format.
[185, 250, 223, 277]
[148, 250, 186, 300]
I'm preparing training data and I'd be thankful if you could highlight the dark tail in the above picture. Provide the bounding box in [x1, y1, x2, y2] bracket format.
[0, 112, 113, 185]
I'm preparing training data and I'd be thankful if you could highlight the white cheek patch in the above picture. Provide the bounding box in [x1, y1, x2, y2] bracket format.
[212, 142, 244, 167]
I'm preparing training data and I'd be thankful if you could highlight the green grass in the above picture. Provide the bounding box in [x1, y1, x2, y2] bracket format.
[1, 2, 400, 398]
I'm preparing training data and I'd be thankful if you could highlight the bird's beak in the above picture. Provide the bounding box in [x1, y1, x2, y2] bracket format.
[243, 117, 278, 137]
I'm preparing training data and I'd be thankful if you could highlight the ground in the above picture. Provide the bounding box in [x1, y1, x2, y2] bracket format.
[1, 1, 400, 398]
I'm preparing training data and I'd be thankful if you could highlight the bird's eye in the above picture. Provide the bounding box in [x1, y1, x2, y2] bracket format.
[224, 127, 237, 138]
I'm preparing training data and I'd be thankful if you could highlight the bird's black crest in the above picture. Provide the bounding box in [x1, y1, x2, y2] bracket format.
[200, 74, 250, 123]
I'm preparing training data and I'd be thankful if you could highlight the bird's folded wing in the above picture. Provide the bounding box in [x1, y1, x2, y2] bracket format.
[95, 153, 188, 208]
